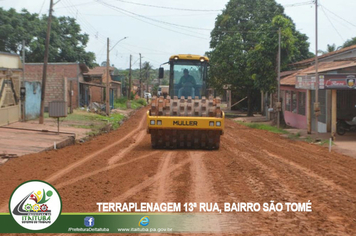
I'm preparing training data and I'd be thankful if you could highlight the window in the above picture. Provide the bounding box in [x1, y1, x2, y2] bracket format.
[291, 91, 297, 113]
[298, 92, 306, 115]
[172, 61, 205, 98]
[285, 91, 291, 111]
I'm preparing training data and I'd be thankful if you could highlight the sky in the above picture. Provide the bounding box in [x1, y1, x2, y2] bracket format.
[1, 0, 356, 70]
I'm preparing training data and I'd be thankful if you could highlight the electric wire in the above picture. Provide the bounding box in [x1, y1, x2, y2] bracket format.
[321, 4, 356, 28]
[95, 0, 211, 35]
[111, 0, 221, 12]
[95, 0, 209, 40]
[320, 6, 344, 42]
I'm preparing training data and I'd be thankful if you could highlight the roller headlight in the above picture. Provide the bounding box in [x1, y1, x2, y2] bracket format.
[157, 120, 162, 125]
[216, 121, 221, 127]
[150, 120, 155, 125]
[209, 121, 214, 126]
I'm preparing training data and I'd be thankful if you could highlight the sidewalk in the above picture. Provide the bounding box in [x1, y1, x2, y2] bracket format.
[286, 128, 356, 158]
[0, 108, 133, 161]
[232, 113, 356, 158]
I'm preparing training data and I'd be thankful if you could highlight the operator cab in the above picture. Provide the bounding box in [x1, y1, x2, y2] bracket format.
[159, 54, 208, 99]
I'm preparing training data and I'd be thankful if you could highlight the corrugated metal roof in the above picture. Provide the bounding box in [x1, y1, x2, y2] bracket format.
[291, 44, 356, 66]
[281, 60, 356, 86]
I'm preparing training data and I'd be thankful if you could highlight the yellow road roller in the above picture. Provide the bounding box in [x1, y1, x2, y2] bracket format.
[146, 54, 224, 149]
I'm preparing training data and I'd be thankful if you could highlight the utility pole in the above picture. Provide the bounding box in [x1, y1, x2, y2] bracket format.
[146, 66, 149, 103]
[22, 40, 25, 122]
[39, 0, 54, 124]
[277, 28, 281, 129]
[106, 38, 110, 116]
[128, 54, 132, 100]
[139, 53, 142, 97]
[314, 0, 320, 136]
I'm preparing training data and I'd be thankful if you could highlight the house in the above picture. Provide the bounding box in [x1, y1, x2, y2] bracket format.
[83, 66, 121, 107]
[0, 52, 22, 126]
[280, 59, 356, 138]
[290, 45, 356, 69]
[24, 62, 89, 117]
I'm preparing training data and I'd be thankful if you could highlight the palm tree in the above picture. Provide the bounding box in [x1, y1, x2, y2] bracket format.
[318, 43, 341, 55]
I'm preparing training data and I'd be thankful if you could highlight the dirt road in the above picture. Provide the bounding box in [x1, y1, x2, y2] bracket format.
[1, 107, 356, 235]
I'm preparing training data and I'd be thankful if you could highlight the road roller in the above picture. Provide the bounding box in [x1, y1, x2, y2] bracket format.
[147, 54, 224, 149]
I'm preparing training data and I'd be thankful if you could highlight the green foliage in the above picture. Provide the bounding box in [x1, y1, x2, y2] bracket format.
[237, 122, 289, 134]
[318, 43, 341, 54]
[0, 7, 96, 68]
[97, 112, 125, 130]
[207, 0, 311, 115]
[342, 37, 356, 48]
[114, 97, 146, 110]
[135, 98, 147, 106]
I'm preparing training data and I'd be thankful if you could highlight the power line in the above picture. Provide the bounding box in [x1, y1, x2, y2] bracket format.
[111, 0, 221, 12]
[321, 4, 356, 28]
[284, 1, 314, 7]
[38, 0, 46, 15]
[121, 42, 173, 55]
[59, 0, 107, 44]
[320, 6, 344, 42]
[321, 9, 353, 30]
[56, 1, 96, 9]
[95, 0, 212, 33]
[95, 0, 208, 40]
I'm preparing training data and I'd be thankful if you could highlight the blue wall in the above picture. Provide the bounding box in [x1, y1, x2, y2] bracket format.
[25, 81, 41, 120]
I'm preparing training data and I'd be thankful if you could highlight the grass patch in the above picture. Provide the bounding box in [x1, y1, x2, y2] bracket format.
[237, 122, 289, 134]
[237, 121, 333, 146]
[96, 112, 125, 130]
[114, 98, 147, 110]
[47, 109, 126, 136]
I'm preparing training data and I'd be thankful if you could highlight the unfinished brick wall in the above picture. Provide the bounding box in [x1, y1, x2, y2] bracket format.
[25, 63, 80, 109]
[90, 86, 103, 103]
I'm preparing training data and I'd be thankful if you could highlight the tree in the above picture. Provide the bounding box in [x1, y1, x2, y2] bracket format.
[318, 43, 341, 55]
[0, 8, 96, 68]
[342, 37, 356, 48]
[208, 0, 311, 116]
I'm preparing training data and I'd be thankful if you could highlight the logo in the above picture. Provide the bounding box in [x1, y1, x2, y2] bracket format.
[84, 216, 95, 227]
[9, 180, 62, 230]
[173, 121, 198, 126]
[138, 216, 150, 227]
[346, 76, 356, 89]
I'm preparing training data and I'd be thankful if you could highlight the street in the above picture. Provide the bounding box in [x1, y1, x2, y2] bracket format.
[1, 107, 356, 235]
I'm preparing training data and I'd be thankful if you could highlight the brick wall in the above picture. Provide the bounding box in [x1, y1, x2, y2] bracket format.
[25, 63, 80, 109]
[90, 86, 103, 103]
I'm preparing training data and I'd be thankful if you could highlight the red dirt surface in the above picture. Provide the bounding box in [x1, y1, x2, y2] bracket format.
[1, 107, 356, 235]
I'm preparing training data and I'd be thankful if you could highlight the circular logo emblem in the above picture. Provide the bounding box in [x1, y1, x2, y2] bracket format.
[9, 180, 62, 230]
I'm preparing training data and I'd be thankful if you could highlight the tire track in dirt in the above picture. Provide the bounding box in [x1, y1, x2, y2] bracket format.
[156, 152, 174, 203]
[109, 156, 191, 204]
[187, 151, 222, 233]
[221, 141, 312, 233]
[233, 121, 356, 181]
[0, 109, 148, 213]
[108, 129, 147, 165]
[45, 112, 147, 183]
[223, 120, 356, 234]
[55, 151, 160, 189]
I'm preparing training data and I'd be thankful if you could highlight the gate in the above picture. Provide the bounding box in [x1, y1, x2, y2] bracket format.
[0, 75, 20, 126]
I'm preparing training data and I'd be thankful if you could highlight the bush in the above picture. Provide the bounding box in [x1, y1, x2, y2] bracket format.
[115, 97, 127, 104]
[136, 98, 147, 106]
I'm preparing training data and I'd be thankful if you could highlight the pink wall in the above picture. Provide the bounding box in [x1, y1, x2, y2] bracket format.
[284, 111, 307, 129]
[282, 85, 308, 129]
